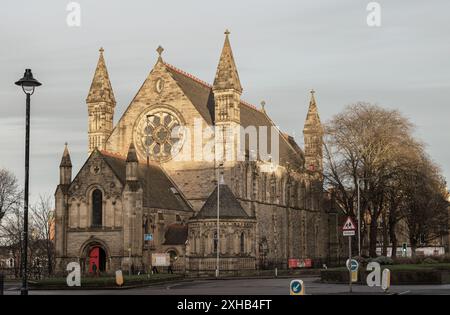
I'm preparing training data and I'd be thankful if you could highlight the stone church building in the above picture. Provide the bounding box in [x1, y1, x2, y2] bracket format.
[54, 31, 336, 274]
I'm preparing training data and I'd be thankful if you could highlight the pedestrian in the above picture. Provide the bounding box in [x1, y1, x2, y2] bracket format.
[92, 262, 98, 277]
[152, 265, 159, 274]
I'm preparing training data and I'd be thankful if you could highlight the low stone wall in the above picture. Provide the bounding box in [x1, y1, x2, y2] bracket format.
[186, 256, 256, 272]
[321, 268, 450, 285]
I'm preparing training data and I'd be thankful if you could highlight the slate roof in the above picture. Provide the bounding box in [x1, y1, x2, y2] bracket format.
[165, 63, 305, 169]
[194, 184, 250, 219]
[98, 151, 192, 212]
[163, 224, 188, 245]
[165, 63, 215, 125]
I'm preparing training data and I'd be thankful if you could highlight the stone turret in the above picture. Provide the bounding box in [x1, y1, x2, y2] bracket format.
[126, 142, 138, 182]
[86, 47, 116, 154]
[303, 90, 323, 172]
[213, 30, 242, 124]
[59, 143, 72, 185]
[213, 30, 242, 163]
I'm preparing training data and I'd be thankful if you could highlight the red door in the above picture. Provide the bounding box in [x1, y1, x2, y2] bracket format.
[89, 247, 99, 273]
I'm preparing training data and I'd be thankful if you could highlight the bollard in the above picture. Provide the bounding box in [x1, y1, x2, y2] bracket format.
[382, 269, 391, 293]
[0, 273, 4, 295]
[275, 267, 278, 278]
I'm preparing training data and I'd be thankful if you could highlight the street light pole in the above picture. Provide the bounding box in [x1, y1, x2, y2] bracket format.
[22, 92, 31, 295]
[357, 179, 361, 257]
[216, 166, 220, 278]
[215, 162, 223, 278]
[15, 69, 42, 295]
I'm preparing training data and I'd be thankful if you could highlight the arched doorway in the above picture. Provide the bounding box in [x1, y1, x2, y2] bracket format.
[88, 246, 106, 273]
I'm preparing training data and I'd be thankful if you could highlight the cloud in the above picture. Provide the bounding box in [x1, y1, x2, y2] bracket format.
[1, 0, 449, 201]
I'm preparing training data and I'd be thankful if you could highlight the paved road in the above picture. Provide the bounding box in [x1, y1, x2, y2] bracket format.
[3, 277, 450, 295]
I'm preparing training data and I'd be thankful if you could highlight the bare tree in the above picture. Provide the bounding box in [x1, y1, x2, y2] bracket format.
[30, 194, 55, 275]
[324, 103, 418, 257]
[0, 168, 22, 223]
[400, 155, 449, 256]
[0, 206, 24, 277]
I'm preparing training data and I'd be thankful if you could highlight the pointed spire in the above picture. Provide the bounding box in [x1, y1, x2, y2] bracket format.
[304, 89, 322, 133]
[60, 142, 72, 168]
[126, 142, 138, 163]
[86, 47, 116, 104]
[213, 30, 242, 93]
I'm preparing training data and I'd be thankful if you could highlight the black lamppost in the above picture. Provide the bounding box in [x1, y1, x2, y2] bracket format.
[15, 69, 42, 295]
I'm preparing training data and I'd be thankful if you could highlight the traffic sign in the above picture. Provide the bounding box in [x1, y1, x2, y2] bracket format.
[342, 217, 357, 231]
[290, 279, 305, 295]
[346, 259, 359, 272]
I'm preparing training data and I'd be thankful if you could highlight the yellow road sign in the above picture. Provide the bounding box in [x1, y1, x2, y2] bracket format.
[351, 270, 358, 283]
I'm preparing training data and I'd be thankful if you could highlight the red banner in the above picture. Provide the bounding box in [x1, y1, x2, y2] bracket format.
[288, 258, 312, 269]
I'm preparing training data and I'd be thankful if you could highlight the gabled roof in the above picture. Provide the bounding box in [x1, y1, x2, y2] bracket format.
[165, 63, 215, 125]
[164, 62, 305, 168]
[102, 151, 191, 211]
[195, 184, 249, 219]
[76, 150, 192, 212]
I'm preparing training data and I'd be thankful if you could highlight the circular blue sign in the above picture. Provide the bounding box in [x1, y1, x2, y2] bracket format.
[291, 280, 302, 294]
[346, 259, 359, 271]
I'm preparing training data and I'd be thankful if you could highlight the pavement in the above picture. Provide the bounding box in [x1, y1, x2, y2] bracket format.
[3, 277, 450, 295]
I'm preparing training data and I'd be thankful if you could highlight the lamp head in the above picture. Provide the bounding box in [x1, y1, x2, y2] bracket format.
[15, 69, 42, 94]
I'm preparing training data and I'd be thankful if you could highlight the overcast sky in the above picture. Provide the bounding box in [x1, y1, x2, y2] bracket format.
[1, 0, 449, 202]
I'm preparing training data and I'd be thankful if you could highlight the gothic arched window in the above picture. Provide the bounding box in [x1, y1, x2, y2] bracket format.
[240, 232, 245, 254]
[92, 189, 103, 227]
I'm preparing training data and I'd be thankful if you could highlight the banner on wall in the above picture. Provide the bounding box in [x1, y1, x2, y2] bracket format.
[151, 253, 170, 266]
[288, 258, 312, 269]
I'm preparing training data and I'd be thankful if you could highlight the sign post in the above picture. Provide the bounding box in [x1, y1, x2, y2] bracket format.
[348, 236, 352, 292]
[342, 216, 357, 293]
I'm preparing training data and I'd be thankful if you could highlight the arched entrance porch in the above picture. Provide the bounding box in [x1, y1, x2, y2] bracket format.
[79, 238, 110, 274]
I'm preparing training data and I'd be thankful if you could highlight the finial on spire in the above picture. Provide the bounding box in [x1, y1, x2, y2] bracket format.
[261, 100, 266, 111]
[224, 29, 230, 36]
[64, 142, 68, 147]
[156, 45, 164, 60]
[99, 47, 104, 54]
[309, 89, 317, 105]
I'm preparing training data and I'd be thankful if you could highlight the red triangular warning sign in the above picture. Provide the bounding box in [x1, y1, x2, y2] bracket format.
[342, 217, 356, 231]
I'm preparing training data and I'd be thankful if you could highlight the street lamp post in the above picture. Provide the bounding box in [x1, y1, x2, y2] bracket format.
[216, 162, 223, 278]
[15, 69, 42, 295]
[357, 179, 361, 257]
